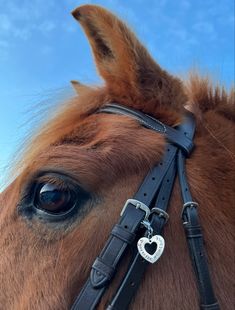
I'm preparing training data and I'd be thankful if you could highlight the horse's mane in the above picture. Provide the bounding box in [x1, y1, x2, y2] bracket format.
[9, 73, 234, 188]
[185, 73, 234, 121]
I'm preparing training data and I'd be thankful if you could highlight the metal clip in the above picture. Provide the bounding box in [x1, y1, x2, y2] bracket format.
[141, 220, 153, 239]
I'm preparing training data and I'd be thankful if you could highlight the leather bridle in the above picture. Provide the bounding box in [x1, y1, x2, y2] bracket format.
[71, 103, 220, 310]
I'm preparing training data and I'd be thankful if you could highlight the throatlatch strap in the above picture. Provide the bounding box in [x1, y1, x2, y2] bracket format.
[178, 152, 219, 310]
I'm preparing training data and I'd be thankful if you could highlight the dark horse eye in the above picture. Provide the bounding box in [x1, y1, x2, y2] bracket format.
[35, 183, 76, 214]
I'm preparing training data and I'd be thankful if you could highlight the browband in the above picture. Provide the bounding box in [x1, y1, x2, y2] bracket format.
[99, 104, 194, 156]
[71, 104, 219, 310]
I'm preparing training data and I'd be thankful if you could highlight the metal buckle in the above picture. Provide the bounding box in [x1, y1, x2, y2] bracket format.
[150, 207, 169, 223]
[120, 199, 150, 220]
[181, 201, 199, 223]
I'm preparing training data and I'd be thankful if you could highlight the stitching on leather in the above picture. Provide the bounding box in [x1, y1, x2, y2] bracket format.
[136, 118, 166, 133]
[147, 115, 167, 133]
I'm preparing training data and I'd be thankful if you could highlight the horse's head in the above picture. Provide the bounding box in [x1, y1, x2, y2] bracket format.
[0, 4, 234, 310]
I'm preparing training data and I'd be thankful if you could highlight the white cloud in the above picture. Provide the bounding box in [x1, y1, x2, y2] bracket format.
[63, 22, 77, 33]
[0, 14, 12, 32]
[192, 21, 217, 42]
[193, 21, 215, 34]
[180, 0, 191, 10]
[5, 0, 57, 21]
[0, 49, 8, 61]
[41, 45, 53, 55]
[0, 39, 10, 61]
[0, 40, 10, 48]
[0, 1, 57, 45]
[38, 21, 56, 33]
[219, 13, 235, 27]
[13, 28, 32, 40]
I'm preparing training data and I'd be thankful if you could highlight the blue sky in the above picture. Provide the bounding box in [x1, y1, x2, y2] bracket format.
[0, 0, 234, 186]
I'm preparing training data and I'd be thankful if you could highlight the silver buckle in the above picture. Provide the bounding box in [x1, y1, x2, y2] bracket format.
[150, 207, 169, 223]
[120, 199, 150, 220]
[181, 201, 199, 223]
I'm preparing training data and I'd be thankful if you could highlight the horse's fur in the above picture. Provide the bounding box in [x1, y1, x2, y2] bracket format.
[0, 4, 234, 310]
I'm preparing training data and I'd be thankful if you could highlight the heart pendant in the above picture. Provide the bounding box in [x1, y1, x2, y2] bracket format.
[137, 235, 165, 264]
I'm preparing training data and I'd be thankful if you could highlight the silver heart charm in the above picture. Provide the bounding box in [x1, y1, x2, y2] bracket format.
[137, 235, 165, 264]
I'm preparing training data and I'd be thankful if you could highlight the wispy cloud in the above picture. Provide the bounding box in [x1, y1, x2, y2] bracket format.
[0, 49, 8, 61]
[193, 21, 215, 34]
[0, 39, 10, 48]
[38, 21, 56, 33]
[192, 21, 217, 41]
[41, 45, 53, 55]
[0, 13, 32, 41]
[180, 0, 191, 10]
[0, 14, 12, 32]
[13, 28, 32, 40]
[0, 1, 57, 44]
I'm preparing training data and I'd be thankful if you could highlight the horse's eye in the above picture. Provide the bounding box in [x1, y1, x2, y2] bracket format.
[35, 183, 76, 214]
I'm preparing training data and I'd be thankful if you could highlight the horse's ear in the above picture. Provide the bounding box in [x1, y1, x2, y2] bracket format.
[71, 80, 91, 94]
[72, 5, 186, 111]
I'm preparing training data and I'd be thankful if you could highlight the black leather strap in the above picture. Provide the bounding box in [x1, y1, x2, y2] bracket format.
[71, 205, 146, 310]
[72, 140, 181, 310]
[177, 119, 219, 309]
[71, 144, 179, 310]
[107, 153, 177, 310]
[105, 116, 195, 310]
[111, 225, 136, 244]
[71, 110, 191, 310]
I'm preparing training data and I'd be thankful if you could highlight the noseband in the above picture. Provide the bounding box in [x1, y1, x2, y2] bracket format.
[71, 104, 219, 310]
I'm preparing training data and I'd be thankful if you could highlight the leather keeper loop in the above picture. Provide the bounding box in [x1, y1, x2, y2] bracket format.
[111, 224, 136, 244]
[90, 258, 115, 289]
[184, 225, 203, 238]
[200, 302, 220, 310]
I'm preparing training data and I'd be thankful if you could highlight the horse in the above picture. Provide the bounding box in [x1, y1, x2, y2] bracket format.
[0, 4, 234, 310]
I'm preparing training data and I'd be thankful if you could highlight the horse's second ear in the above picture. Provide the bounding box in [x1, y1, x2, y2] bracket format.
[72, 5, 186, 110]
[71, 80, 91, 95]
